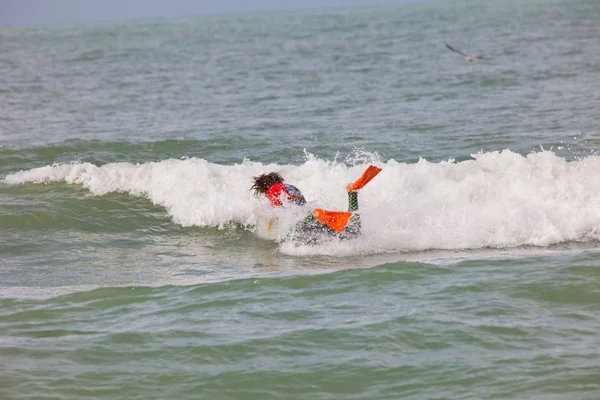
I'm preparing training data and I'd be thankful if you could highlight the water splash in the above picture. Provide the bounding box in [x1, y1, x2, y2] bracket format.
[6, 149, 600, 254]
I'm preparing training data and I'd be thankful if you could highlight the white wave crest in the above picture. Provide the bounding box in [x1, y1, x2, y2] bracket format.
[6, 150, 600, 253]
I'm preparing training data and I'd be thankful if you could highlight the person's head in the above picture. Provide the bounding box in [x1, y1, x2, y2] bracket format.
[251, 172, 284, 197]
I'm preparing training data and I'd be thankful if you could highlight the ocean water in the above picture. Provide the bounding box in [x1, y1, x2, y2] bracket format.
[2, 0, 600, 398]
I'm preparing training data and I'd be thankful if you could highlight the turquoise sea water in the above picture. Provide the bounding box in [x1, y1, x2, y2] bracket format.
[2, 0, 600, 398]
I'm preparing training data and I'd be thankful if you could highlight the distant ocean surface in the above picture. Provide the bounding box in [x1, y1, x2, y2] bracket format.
[2, 0, 600, 398]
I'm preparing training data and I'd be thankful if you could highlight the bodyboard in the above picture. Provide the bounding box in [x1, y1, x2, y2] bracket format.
[255, 217, 279, 241]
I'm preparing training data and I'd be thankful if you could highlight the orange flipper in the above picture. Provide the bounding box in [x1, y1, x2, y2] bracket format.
[313, 209, 353, 232]
[347, 165, 382, 192]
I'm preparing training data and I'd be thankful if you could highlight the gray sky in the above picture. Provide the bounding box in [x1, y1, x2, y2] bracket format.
[0, 0, 424, 27]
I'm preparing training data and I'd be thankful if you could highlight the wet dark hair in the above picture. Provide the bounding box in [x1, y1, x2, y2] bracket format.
[251, 172, 284, 197]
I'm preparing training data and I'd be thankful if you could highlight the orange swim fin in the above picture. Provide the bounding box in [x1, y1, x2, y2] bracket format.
[347, 165, 382, 192]
[313, 209, 353, 232]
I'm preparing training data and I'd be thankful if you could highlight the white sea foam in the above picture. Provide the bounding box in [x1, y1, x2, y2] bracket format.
[6, 150, 600, 254]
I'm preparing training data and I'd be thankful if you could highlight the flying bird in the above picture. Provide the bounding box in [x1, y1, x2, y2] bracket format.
[445, 42, 492, 62]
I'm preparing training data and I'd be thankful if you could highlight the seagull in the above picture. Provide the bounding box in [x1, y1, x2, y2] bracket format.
[445, 42, 492, 62]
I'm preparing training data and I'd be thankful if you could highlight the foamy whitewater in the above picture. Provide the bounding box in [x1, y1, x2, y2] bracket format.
[6, 149, 600, 254]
